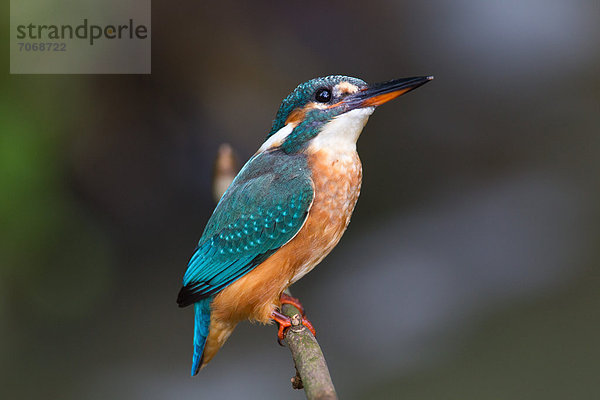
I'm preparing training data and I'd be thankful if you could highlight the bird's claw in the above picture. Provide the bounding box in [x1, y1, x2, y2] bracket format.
[271, 310, 316, 346]
[279, 292, 306, 316]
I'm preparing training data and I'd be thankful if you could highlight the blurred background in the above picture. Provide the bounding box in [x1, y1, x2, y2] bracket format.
[2, 1, 599, 399]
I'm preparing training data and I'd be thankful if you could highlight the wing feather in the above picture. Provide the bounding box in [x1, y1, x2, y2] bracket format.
[177, 150, 313, 307]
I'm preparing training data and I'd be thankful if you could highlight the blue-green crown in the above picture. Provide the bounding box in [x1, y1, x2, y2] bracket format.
[268, 75, 367, 138]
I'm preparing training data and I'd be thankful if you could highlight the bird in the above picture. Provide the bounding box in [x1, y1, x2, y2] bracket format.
[177, 74, 433, 375]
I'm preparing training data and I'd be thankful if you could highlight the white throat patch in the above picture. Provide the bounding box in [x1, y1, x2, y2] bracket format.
[308, 107, 375, 153]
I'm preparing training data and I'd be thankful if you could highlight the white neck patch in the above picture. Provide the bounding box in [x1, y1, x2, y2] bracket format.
[258, 123, 295, 153]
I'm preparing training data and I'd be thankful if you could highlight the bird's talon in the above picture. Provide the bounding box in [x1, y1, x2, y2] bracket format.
[301, 317, 317, 337]
[272, 310, 292, 345]
[271, 309, 316, 344]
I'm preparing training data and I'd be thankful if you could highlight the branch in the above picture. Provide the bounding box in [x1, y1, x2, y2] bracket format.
[281, 291, 338, 400]
[212, 145, 337, 399]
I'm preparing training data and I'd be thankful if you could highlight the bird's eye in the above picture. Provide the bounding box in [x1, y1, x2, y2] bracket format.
[315, 88, 331, 103]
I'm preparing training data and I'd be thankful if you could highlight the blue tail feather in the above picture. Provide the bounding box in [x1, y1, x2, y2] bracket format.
[191, 298, 212, 376]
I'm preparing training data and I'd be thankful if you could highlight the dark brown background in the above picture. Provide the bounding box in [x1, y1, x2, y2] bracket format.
[2, 1, 599, 399]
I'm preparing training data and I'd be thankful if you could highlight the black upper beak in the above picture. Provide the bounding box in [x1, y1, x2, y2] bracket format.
[342, 76, 433, 109]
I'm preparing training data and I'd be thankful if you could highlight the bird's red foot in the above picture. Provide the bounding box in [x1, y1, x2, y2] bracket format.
[278, 293, 316, 337]
[271, 309, 317, 346]
[279, 292, 306, 316]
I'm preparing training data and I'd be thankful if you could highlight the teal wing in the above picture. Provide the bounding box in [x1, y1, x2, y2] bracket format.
[177, 150, 314, 307]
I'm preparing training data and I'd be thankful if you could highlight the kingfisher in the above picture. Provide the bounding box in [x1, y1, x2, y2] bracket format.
[177, 74, 433, 375]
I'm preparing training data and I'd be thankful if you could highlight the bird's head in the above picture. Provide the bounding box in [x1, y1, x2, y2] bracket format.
[261, 75, 433, 154]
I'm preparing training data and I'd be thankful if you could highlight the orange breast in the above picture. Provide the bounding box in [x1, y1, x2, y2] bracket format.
[288, 148, 363, 284]
[210, 148, 362, 324]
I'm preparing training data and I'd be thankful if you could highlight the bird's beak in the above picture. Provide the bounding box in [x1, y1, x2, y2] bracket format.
[339, 76, 433, 110]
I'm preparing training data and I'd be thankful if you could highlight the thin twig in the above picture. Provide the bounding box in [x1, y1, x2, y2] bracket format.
[212, 143, 237, 202]
[281, 291, 338, 400]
